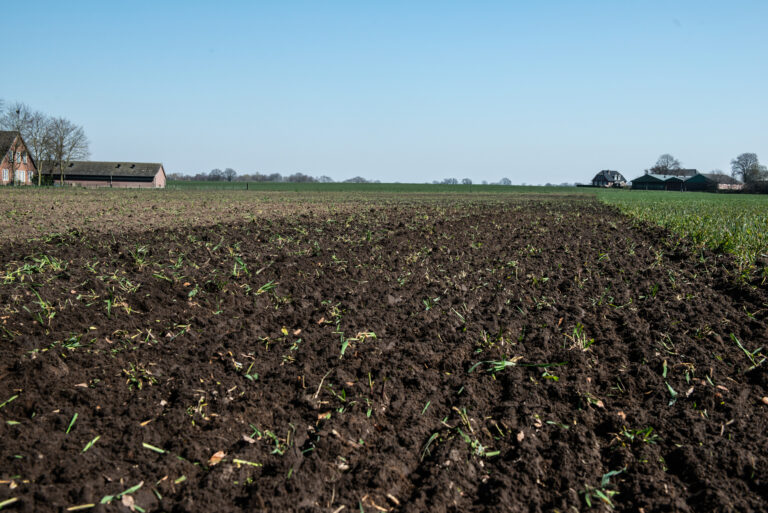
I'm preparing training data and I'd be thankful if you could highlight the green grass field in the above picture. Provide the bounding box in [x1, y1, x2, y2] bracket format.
[596, 189, 768, 273]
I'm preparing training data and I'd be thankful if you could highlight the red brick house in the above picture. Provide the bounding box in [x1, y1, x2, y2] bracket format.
[0, 131, 36, 186]
[41, 161, 167, 188]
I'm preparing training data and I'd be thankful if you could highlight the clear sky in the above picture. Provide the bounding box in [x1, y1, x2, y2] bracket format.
[5, 1, 767, 184]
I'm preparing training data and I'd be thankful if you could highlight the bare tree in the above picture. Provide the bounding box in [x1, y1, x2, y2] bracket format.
[0, 105, 27, 186]
[2, 135, 20, 186]
[731, 153, 767, 184]
[498, 178, 512, 185]
[461, 178, 472, 185]
[223, 168, 237, 182]
[49, 117, 90, 186]
[0, 102, 33, 134]
[25, 112, 53, 185]
[24, 111, 54, 186]
[650, 154, 681, 174]
[0, 103, 56, 185]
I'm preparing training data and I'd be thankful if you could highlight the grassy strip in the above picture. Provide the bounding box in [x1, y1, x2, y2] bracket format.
[598, 189, 768, 272]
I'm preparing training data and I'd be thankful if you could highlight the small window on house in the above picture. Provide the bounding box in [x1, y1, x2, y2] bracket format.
[2, 169, 7, 182]
[23, 154, 27, 164]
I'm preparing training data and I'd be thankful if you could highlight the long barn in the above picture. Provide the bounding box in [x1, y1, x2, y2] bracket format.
[42, 161, 166, 188]
[631, 172, 743, 192]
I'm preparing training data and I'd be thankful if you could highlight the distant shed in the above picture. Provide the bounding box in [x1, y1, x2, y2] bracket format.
[684, 174, 717, 192]
[631, 174, 685, 191]
[42, 162, 166, 188]
[631, 172, 742, 192]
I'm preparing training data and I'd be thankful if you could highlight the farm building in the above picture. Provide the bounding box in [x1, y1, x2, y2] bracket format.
[0, 131, 36, 186]
[41, 161, 166, 188]
[631, 174, 685, 191]
[631, 172, 741, 192]
[591, 170, 626, 187]
[703, 173, 744, 191]
[684, 173, 719, 192]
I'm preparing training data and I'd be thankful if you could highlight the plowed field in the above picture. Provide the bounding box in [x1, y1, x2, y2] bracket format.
[1, 193, 766, 512]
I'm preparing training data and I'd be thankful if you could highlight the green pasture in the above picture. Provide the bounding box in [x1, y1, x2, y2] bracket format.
[596, 189, 768, 273]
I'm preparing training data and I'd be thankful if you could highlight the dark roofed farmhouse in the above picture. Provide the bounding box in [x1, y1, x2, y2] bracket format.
[591, 170, 626, 188]
[41, 161, 166, 188]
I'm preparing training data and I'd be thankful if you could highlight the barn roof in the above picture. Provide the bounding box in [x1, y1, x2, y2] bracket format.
[592, 170, 626, 182]
[685, 174, 715, 183]
[632, 172, 739, 185]
[41, 161, 163, 178]
[703, 173, 742, 185]
[633, 173, 685, 182]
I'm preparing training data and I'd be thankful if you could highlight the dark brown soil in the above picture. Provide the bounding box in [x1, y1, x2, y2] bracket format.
[1, 196, 767, 512]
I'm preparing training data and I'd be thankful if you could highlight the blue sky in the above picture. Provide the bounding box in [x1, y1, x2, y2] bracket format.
[5, 1, 767, 183]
